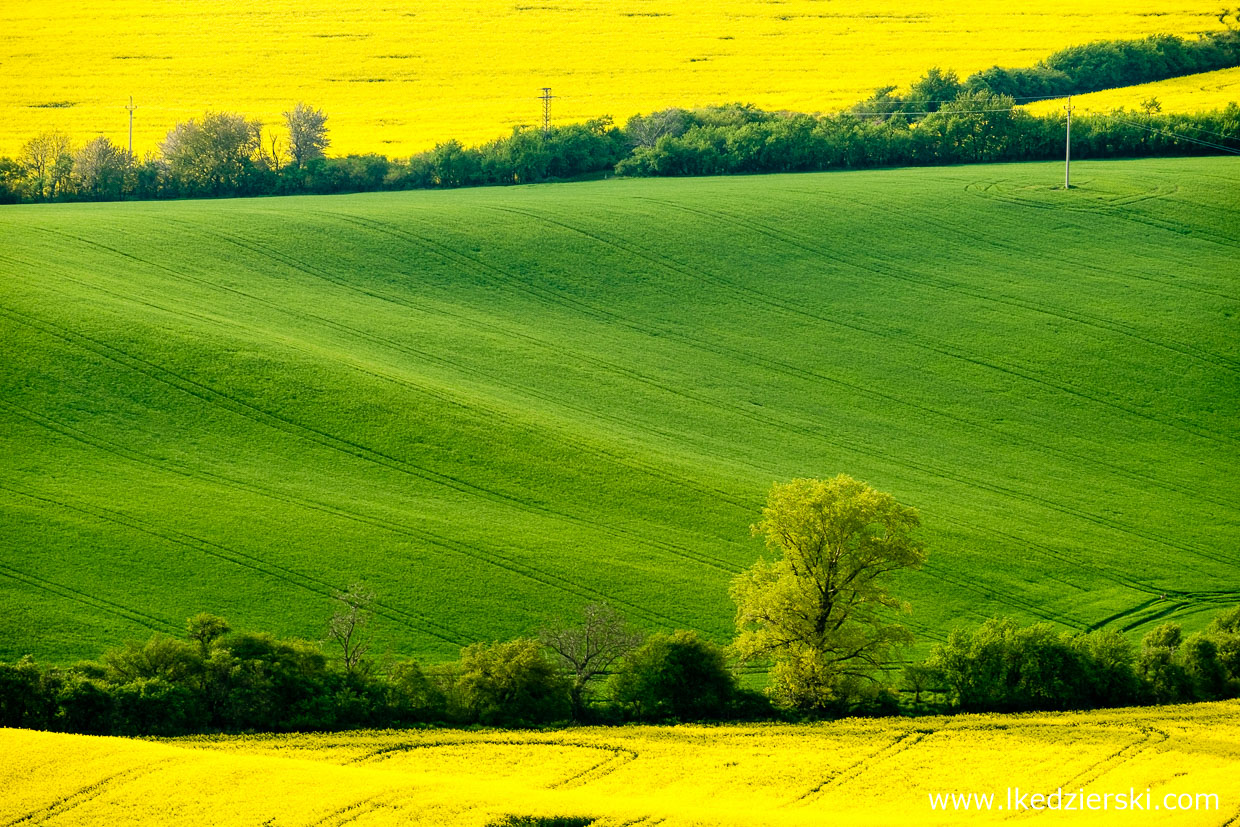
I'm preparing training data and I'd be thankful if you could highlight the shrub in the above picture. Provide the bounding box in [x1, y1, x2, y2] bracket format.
[456, 639, 571, 726]
[610, 631, 735, 721]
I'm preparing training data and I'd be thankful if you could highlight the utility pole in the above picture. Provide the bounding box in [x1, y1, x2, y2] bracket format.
[125, 96, 138, 158]
[1064, 95, 1072, 190]
[539, 87, 555, 139]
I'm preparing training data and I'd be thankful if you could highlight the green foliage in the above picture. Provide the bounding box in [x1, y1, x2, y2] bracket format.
[456, 639, 571, 726]
[967, 31, 1240, 98]
[0, 656, 50, 727]
[284, 102, 330, 167]
[928, 620, 1149, 712]
[732, 475, 924, 712]
[388, 659, 447, 722]
[187, 613, 231, 656]
[2, 605, 1240, 735]
[610, 631, 735, 721]
[1070, 629, 1141, 708]
[925, 612, 1240, 713]
[159, 111, 268, 195]
[71, 136, 127, 200]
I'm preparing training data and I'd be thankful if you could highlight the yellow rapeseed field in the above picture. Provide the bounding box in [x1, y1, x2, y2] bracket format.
[1024, 67, 1240, 115]
[0, 1, 1231, 159]
[3, 702, 1238, 826]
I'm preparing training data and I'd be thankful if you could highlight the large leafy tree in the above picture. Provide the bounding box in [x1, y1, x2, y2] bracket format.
[731, 474, 926, 711]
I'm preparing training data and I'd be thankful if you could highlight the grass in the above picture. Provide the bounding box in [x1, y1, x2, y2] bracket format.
[3, 701, 1239, 825]
[0, 1, 1232, 157]
[0, 157, 1238, 665]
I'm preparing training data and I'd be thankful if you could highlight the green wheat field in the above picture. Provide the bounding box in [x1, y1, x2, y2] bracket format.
[1, 157, 1238, 664]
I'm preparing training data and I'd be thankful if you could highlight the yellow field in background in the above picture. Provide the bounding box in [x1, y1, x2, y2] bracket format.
[0, 1, 1231, 158]
[3, 702, 1238, 826]
[1024, 67, 1240, 115]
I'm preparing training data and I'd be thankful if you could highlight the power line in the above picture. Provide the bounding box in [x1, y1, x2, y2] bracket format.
[1174, 122, 1240, 141]
[1107, 116, 1240, 155]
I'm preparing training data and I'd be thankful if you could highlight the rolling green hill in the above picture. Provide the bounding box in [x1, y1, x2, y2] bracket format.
[1, 158, 1238, 665]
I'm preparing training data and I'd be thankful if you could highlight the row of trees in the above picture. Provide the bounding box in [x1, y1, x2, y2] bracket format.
[0, 605, 753, 734]
[964, 26, 1240, 100]
[2, 103, 332, 202]
[3, 475, 1237, 735]
[4, 98, 1234, 206]
[0, 108, 628, 203]
[911, 611, 1240, 712]
[2, 29, 1238, 205]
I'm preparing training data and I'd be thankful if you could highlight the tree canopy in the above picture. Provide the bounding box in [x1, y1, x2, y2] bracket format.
[731, 474, 926, 711]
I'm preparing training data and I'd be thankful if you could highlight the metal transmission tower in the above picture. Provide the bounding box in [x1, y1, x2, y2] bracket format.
[125, 96, 138, 158]
[1064, 95, 1073, 189]
[539, 87, 555, 138]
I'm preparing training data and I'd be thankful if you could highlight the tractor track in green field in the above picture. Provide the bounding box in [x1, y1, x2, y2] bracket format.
[0, 240, 746, 581]
[1, 372, 707, 640]
[965, 177, 1240, 254]
[0, 483, 473, 645]
[809, 188, 1240, 370]
[486, 198, 1240, 500]
[0, 414, 702, 641]
[497, 197, 1240, 511]
[2, 162, 1237, 659]
[0, 560, 180, 636]
[0, 243, 758, 530]
[15, 210, 1237, 585]
[441, 205, 1238, 570]
[14, 230, 1228, 611]
[694, 187, 1240, 374]
[631, 196, 1240, 449]
[144, 217, 758, 513]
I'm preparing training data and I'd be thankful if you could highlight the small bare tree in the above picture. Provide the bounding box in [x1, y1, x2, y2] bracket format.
[283, 102, 330, 167]
[328, 582, 375, 676]
[541, 603, 644, 719]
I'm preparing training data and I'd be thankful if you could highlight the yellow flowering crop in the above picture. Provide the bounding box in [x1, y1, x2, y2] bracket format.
[3, 702, 1238, 826]
[1024, 67, 1240, 116]
[0, 1, 1230, 159]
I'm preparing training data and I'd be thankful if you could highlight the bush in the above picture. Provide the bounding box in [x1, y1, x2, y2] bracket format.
[610, 631, 735, 721]
[111, 678, 204, 735]
[387, 659, 447, 723]
[456, 639, 571, 726]
[0, 656, 51, 728]
[53, 673, 115, 734]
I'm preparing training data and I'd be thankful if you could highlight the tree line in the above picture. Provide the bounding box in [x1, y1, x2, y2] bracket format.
[965, 26, 1240, 100]
[2, 29, 1238, 205]
[2, 475, 1238, 735]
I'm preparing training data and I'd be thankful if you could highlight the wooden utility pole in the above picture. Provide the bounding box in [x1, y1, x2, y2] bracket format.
[125, 96, 138, 158]
[1064, 95, 1072, 189]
